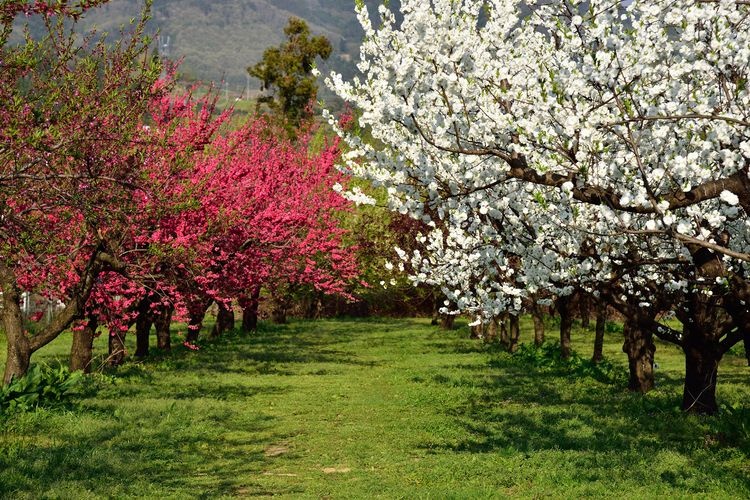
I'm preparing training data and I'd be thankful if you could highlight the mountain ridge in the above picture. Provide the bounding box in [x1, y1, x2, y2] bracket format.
[31, 0, 387, 94]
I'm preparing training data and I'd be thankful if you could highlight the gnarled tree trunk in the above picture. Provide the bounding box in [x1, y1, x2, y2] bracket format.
[1, 245, 114, 382]
[682, 335, 721, 415]
[2, 284, 31, 384]
[676, 247, 737, 415]
[622, 318, 655, 393]
[678, 286, 729, 415]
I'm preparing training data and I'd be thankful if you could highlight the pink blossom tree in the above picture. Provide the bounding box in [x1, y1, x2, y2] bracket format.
[0, 1, 164, 382]
[72, 90, 361, 367]
[142, 102, 359, 339]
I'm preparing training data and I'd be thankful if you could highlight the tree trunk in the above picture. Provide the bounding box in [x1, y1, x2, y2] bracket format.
[531, 304, 545, 346]
[108, 330, 127, 367]
[673, 244, 737, 414]
[622, 319, 655, 393]
[221, 305, 234, 335]
[439, 313, 455, 330]
[301, 292, 322, 319]
[240, 286, 261, 333]
[681, 337, 721, 415]
[431, 291, 441, 326]
[271, 306, 287, 324]
[271, 293, 289, 324]
[434, 294, 457, 330]
[70, 315, 98, 373]
[134, 299, 152, 358]
[679, 288, 725, 415]
[592, 301, 606, 364]
[485, 317, 498, 342]
[2, 285, 31, 384]
[744, 329, 750, 367]
[508, 314, 520, 353]
[578, 292, 590, 329]
[211, 302, 235, 337]
[499, 314, 509, 347]
[241, 303, 258, 333]
[154, 304, 173, 351]
[557, 296, 573, 359]
[470, 321, 483, 339]
[186, 300, 210, 342]
[1, 248, 112, 382]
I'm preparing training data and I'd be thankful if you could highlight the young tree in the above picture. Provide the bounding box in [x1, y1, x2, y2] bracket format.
[326, 0, 749, 414]
[1, 1, 163, 383]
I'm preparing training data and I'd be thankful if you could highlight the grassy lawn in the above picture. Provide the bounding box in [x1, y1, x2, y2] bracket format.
[1, 317, 749, 498]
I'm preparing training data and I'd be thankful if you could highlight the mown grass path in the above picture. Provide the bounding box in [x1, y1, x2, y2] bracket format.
[1, 318, 749, 498]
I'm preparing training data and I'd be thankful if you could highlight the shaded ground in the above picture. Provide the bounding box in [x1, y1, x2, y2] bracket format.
[1, 317, 748, 498]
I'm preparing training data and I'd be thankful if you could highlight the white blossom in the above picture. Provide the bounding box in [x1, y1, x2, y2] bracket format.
[324, 0, 750, 315]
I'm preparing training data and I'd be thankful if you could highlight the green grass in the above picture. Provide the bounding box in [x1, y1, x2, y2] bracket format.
[1, 317, 749, 498]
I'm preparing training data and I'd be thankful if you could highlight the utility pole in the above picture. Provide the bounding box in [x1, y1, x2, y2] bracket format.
[158, 34, 171, 59]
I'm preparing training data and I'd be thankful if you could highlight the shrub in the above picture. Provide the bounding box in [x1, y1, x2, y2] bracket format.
[0, 364, 84, 415]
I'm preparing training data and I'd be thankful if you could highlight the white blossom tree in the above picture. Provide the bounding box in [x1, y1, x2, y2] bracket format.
[325, 0, 750, 414]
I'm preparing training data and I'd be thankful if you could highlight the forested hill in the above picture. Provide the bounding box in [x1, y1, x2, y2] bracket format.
[24, 0, 390, 92]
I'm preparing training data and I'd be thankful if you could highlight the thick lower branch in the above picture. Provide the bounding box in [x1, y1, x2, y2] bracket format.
[29, 246, 121, 351]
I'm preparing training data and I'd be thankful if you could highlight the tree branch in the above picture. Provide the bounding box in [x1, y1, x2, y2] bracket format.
[28, 244, 124, 351]
[405, 112, 750, 216]
[720, 328, 745, 354]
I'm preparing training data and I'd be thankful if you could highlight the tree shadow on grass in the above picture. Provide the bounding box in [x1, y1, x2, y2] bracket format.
[413, 340, 750, 484]
[148, 382, 291, 402]
[1, 318, 424, 498]
[415, 352, 750, 494]
[0, 401, 307, 498]
[111, 322, 382, 380]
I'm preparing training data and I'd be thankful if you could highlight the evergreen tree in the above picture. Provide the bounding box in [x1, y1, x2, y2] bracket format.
[248, 17, 332, 124]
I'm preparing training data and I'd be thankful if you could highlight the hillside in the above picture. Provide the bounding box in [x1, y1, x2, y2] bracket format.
[18, 0, 388, 96]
